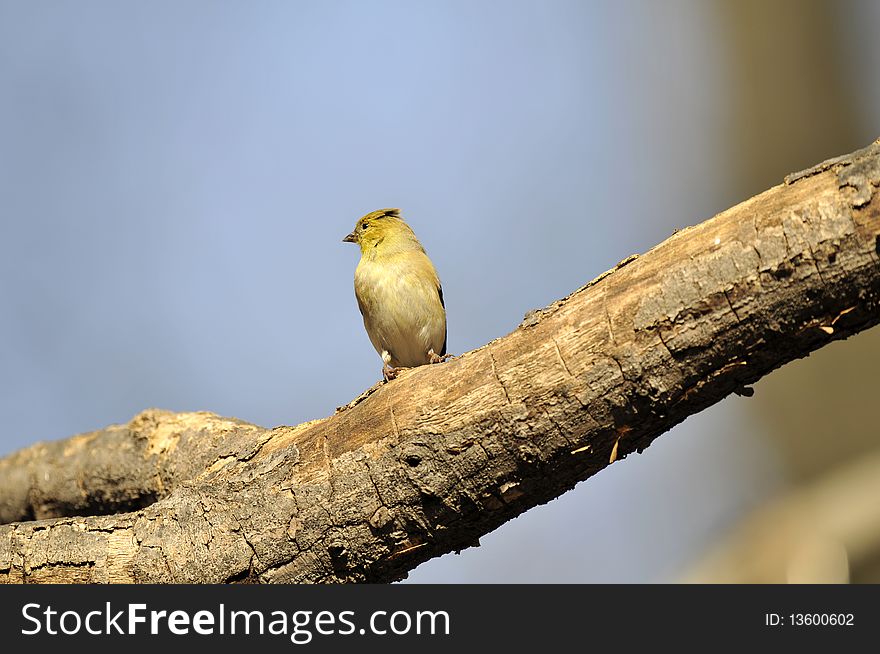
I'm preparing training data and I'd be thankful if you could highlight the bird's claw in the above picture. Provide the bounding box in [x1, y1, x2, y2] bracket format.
[428, 350, 454, 364]
[383, 364, 402, 381]
[383, 353, 451, 381]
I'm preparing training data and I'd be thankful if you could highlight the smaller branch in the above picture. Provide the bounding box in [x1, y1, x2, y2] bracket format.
[683, 452, 880, 583]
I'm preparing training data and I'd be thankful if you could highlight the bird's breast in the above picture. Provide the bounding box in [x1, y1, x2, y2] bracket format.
[355, 256, 445, 367]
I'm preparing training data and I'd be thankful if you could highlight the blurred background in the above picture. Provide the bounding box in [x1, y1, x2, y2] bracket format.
[1, 0, 879, 582]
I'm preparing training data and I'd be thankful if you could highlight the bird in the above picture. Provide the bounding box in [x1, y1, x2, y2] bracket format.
[343, 208, 450, 381]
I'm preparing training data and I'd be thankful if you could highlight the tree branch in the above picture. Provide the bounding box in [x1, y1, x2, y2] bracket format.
[2, 139, 879, 583]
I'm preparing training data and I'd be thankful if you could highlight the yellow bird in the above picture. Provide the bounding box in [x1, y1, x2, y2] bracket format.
[343, 208, 449, 381]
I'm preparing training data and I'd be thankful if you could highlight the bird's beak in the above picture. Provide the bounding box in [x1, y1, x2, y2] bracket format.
[342, 231, 358, 243]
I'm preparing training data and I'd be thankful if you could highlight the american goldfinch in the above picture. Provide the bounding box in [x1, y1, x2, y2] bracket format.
[343, 208, 449, 381]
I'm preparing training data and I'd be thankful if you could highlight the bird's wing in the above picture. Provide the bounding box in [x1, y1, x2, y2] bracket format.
[438, 283, 447, 356]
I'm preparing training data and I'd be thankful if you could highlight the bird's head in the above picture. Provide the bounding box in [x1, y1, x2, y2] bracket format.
[343, 208, 422, 255]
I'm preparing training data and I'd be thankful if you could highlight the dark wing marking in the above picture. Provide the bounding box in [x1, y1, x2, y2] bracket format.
[438, 284, 447, 356]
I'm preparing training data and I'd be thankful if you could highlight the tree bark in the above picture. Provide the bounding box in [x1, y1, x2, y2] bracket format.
[2, 140, 879, 583]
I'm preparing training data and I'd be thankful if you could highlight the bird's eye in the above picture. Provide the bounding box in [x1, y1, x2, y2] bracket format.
[361, 222, 368, 230]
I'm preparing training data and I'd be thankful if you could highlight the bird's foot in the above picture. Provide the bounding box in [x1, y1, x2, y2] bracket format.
[382, 363, 404, 381]
[428, 349, 455, 364]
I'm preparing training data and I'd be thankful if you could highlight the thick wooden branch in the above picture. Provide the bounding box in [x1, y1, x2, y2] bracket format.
[2, 140, 879, 583]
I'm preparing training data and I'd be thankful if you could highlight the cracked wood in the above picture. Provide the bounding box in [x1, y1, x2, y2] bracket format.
[1, 139, 879, 583]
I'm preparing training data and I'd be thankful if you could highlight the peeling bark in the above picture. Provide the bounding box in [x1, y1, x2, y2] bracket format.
[1, 140, 879, 583]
